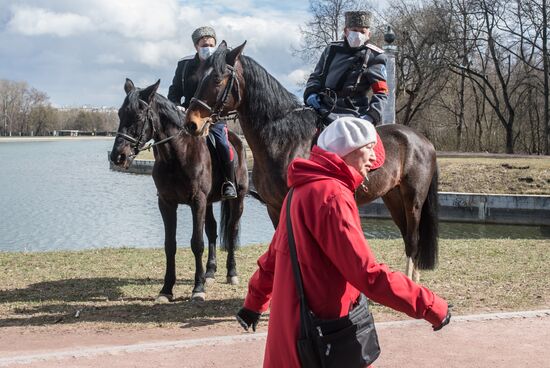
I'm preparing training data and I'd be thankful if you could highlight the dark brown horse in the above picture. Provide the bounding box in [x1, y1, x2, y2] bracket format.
[184, 42, 439, 280]
[110, 78, 248, 301]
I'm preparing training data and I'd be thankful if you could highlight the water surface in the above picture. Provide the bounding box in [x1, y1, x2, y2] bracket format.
[0, 140, 547, 252]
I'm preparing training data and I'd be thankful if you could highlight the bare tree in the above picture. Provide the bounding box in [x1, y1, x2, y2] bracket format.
[0, 80, 27, 136]
[388, 0, 453, 127]
[446, 0, 533, 153]
[491, 0, 549, 153]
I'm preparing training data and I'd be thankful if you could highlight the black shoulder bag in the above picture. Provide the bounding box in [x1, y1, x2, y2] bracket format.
[286, 188, 381, 368]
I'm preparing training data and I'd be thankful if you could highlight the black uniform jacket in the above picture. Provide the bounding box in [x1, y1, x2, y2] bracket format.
[167, 54, 201, 108]
[304, 40, 389, 124]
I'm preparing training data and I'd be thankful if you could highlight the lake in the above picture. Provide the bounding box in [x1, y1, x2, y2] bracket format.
[0, 139, 547, 252]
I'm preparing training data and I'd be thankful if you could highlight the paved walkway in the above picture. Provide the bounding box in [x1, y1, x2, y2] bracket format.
[1, 310, 549, 367]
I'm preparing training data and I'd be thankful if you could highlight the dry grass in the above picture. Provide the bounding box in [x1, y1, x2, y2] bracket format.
[438, 157, 550, 195]
[1, 239, 548, 329]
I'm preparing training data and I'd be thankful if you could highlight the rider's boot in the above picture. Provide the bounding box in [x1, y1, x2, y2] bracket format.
[221, 161, 238, 200]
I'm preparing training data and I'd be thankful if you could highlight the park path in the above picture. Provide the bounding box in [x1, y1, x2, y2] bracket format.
[1, 309, 549, 367]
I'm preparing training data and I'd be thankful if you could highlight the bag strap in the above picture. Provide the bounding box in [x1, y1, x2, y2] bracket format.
[285, 188, 315, 338]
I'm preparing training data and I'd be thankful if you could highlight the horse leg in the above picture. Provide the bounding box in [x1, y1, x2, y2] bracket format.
[381, 188, 418, 279]
[204, 204, 218, 285]
[399, 184, 429, 283]
[221, 195, 245, 285]
[190, 193, 207, 301]
[157, 198, 178, 303]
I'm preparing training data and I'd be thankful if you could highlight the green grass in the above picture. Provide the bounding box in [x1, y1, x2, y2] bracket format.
[1, 239, 549, 329]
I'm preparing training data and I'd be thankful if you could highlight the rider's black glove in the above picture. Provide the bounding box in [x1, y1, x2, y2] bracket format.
[433, 309, 451, 331]
[236, 307, 261, 332]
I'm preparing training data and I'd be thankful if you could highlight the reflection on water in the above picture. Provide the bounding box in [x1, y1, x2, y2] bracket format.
[0, 140, 547, 253]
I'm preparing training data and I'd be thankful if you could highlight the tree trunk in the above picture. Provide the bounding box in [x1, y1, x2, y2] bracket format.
[543, 0, 549, 154]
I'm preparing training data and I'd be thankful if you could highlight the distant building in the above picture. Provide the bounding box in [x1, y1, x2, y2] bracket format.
[57, 106, 118, 113]
[52, 130, 81, 136]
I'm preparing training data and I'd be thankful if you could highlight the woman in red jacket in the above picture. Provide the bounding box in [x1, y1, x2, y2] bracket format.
[237, 117, 450, 367]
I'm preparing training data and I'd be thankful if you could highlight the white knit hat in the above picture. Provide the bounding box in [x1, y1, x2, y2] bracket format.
[317, 117, 377, 157]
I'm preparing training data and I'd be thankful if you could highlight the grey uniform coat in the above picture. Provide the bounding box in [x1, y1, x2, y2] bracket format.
[167, 54, 201, 108]
[304, 40, 388, 124]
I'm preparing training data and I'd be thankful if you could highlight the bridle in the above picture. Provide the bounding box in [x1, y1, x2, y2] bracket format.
[188, 64, 240, 135]
[116, 98, 182, 157]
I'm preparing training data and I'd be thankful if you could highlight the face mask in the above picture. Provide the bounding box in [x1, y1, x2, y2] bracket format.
[198, 46, 215, 60]
[346, 31, 368, 48]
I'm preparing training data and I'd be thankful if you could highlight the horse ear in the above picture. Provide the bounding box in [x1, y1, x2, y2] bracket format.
[226, 41, 246, 66]
[124, 78, 135, 95]
[218, 40, 228, 50]
[140, 79, 160, 103]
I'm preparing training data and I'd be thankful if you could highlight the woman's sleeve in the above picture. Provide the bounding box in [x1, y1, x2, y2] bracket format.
[243, 232, 279, 313]
[310, 194, 447, 326]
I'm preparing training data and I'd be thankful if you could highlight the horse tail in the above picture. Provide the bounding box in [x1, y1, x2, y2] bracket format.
[417, 166, 440, 270]
[220, 200, 240, 251]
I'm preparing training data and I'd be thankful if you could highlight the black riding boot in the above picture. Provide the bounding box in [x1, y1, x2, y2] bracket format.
[221, 161, 238, 200]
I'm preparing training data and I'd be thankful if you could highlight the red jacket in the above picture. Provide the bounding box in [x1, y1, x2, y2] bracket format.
[244, 146, 448, 368]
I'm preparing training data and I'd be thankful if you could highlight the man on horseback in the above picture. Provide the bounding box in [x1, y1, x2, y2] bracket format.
[304, 11, 389, 126]
[168, 26, 238, 200]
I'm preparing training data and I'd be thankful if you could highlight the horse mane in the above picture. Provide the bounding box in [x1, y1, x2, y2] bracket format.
[154, 93, 186, 130]
[126, 87, 185, 131]
[208, 48, 317, 148]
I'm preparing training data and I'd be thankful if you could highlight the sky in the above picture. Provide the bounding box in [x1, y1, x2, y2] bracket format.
[0, 0, 314, 108]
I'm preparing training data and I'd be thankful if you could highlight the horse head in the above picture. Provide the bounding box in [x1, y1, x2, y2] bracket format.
[185, 41, 246, 137]
[110, 78, 160, 168]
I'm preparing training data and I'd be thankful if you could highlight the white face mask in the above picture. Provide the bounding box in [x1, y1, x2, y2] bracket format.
[198, 46, 216, 60]
[346, 31, 368, 48]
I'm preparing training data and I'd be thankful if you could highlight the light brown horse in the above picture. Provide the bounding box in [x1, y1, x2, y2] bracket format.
[185, 42, 439, 280]
[111, 79, 248, 301]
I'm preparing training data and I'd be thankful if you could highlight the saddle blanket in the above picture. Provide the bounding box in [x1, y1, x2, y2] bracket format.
[371, 132, 385, 171]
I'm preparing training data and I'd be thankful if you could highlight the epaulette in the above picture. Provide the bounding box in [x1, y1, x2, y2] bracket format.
[366, 43, 384, 54]
[178, 54, 195, 62]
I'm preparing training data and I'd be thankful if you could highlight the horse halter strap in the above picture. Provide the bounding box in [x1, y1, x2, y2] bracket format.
[190, 64, 240, 121]
[116, 98, 161, 154]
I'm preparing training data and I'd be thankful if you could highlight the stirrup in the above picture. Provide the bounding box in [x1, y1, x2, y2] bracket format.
[221, 180, 237, 200]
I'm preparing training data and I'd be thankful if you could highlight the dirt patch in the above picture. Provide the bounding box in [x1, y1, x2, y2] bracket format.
[1, 312, 549, 367]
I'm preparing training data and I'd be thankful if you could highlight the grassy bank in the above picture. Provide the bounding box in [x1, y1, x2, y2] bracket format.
[1, 239, 548, 329]
[438, 157, 550, 195]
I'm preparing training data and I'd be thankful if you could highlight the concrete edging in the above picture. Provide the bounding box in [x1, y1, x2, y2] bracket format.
[109, 155, 550, 226]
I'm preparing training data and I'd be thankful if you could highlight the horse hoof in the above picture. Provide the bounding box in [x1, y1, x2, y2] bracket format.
[227, 276, 239, 285]
[155, 294, 173, 304]
[191, 292, 206, 302]
[205, 277, 216, 286]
